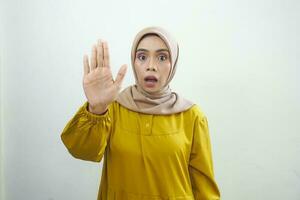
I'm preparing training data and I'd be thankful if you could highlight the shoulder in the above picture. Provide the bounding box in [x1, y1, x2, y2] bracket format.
[109, 101, 139, 118]
[183, 104, 207, 120]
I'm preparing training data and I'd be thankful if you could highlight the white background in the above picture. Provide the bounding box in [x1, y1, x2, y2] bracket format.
[1, 0, 299, 199]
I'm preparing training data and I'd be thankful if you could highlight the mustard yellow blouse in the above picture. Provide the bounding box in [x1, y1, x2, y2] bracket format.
[61, 101, 220, 200]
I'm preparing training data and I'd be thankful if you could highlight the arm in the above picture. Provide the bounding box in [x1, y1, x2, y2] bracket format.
[189, 115, 221, 200]
[61, 39, 126, 162]
[60, 101, 113, 162]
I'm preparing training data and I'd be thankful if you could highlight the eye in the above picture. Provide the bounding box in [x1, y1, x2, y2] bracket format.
[158, 54, 168, 62]
[137, 53, 147, 61]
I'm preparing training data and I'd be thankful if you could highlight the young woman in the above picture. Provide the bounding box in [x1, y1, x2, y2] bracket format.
[61, 26, 220, 200]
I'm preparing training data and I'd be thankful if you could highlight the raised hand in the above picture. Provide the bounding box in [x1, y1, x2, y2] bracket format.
[83, 40, 127, 114]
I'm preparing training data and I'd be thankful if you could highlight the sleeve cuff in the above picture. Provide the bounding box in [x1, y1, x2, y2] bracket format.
[80, 101, 110, 123]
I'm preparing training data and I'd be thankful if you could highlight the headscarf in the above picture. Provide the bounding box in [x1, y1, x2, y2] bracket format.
[116, 26, 194, 115]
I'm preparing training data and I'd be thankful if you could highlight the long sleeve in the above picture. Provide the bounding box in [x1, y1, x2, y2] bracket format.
[189, 115, 221, 200]
[61, 101, 113, 162]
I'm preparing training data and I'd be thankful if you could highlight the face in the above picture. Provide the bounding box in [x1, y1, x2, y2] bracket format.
[134, 35, 171, 94]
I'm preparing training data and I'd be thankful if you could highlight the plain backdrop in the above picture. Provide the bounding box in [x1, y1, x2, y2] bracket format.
[1, 0, 299, 199]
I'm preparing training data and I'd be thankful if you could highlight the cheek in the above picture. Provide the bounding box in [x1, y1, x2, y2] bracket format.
[161, 64, 171, 81]
[134, 64, 143, 81]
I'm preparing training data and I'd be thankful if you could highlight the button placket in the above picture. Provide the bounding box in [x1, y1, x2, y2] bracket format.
[141, 114, 153, 135]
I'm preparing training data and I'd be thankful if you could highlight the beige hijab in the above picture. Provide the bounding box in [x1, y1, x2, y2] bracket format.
[116, 26, 194, 115]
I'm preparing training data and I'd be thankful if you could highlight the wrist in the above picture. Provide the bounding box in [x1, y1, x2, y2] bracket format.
[88, 103, 108, 115]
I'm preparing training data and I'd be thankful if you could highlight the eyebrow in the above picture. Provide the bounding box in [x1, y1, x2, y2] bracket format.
[136, 48, 169, 53]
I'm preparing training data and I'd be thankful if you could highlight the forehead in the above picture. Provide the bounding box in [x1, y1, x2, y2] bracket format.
[136, 35, 169, 52]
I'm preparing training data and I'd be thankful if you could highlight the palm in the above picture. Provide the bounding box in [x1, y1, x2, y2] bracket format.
[82, 40, 127, 109]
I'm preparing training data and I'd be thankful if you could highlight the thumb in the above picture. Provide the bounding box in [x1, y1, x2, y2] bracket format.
[114, 64, 128, 86]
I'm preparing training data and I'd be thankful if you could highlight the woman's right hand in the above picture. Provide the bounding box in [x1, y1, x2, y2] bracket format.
[83, 39, 127, 114]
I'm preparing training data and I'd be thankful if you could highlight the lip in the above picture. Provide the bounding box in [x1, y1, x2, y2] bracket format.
[144, 75, 158, 88]
[144, 75, 158, 82]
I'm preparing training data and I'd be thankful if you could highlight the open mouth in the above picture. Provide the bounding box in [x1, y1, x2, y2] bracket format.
[144, 76, 158, 82]
[144, 76, 158, 87]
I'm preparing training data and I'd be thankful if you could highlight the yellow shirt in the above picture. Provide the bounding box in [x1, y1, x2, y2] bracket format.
[61, 101, 220, 200]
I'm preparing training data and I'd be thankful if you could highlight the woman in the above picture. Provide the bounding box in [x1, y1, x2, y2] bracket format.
[61, 26, 220, 200]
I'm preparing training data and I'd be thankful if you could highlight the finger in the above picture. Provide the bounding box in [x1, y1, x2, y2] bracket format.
[114, 64, 128, 85]
[103, 41, 110, 68]
[90, 45, 97, 70]
[97, 39, 103, 68]
[83, 55, 90, 75]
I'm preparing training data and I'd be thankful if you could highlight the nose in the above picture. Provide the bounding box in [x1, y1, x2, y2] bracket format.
[147, 57, 157, 71]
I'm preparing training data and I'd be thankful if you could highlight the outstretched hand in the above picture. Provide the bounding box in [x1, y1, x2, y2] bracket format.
[82, 39, 127, 114]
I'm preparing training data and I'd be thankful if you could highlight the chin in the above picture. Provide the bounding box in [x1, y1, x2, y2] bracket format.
[138, 81, 161, 93]
[143, 86, 159, 94]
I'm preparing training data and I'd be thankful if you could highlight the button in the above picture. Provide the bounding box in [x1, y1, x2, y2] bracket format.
[145, 123, 150, 128]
